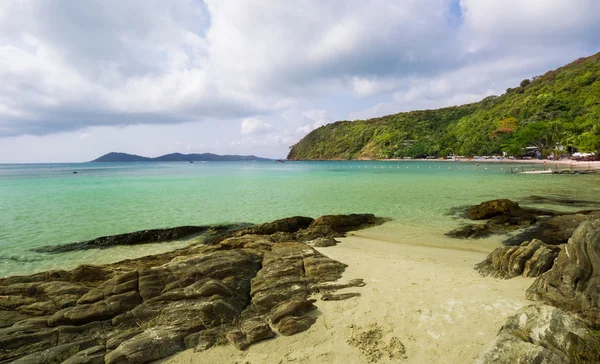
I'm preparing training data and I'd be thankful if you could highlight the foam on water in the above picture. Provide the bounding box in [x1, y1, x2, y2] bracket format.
[1, 161, 599, 277]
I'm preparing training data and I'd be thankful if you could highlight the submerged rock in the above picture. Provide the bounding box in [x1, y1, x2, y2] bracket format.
[465, 199, 520, 220]
[32, 224, 245, 253]
[475, 239, 561, 279]
[526, 220, 600, 323]
[0, 213, 376, 363]
[504, 214, 587, 246]
[475, 304, 594, 364]
[447, 198, 598, 245]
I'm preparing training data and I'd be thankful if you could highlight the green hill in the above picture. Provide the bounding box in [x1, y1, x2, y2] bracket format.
[288, 52, 600, 160]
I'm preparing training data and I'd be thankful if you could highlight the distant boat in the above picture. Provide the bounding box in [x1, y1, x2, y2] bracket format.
[276, 159, 285, 163]
[189, 161, 194, 164]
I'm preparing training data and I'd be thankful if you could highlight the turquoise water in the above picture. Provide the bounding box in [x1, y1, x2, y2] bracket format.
[1, 161, 599, 277]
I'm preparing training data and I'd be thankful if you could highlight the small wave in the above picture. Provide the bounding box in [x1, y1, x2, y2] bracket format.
[0, 255, 45, 263]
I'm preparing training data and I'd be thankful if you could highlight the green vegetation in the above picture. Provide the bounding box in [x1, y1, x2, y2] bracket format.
[288, 52, 600, 160]
[572, 329, 600, 364]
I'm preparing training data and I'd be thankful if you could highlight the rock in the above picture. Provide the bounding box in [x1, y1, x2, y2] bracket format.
[311, 237, 338, 247]
[465, 199, 520, 220]
[269, 232, 296, 243]
[0, 329, 59, 362]
[321, 292, 361, 301]
[310, 279, 366, 294]
[304, 254, 347, 282]
[32, 225, 241, 253]
[0, 310, 31, 328]
[226, 317, 275, 350]
[183, 327, 222, 351]
[445, 224, 492, 239]
[0, 214, 374, 362]
[309, 214, 376, 232]
[295, 225, 343, 242]
[235, 216, 314, 236]
[104, 328, 185, 364]
[475, 239, 561, 279]
[526, 220, 600, 323]
[62, 345, 106, 364]
[506, 214, 587, 245]
[11, 339, 103, 364]
[275, 315, 316, 336]
[522, 195, 600, 208]
[268, 299, 317, 325]
[475, 304, 593, 364]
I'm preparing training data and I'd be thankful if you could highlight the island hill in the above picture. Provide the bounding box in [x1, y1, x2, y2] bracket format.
[91, 152, 272, 163]
[288, 51, 600, 160]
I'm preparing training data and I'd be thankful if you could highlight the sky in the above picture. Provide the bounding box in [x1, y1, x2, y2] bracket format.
[1, 0, 599, 162]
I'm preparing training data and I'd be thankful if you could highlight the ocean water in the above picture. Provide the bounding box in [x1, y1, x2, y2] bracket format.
[1, 161, 599, 277]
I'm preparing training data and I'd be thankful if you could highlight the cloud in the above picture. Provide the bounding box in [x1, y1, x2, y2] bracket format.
[240, 118, 273, 135]
[1, 0, 600, 161]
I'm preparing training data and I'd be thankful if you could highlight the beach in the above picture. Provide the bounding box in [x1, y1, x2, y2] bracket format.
[164, 228, 533, 364]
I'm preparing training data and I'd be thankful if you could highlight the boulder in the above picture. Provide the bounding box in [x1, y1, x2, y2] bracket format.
[526, 220, 600, 323]
[321, 292, 361, 301]
[505, 214, 587, 246]
[225, 317, 275, 350]
[235, 216, 314, 236]
[475, 304, 594, 364]
[465, 199, 520, 220]
[475, 239, 561, 279]
[0, 214, 374, 362]
[104, 328, 185, 364]
[275, 315, 316, 336]
[32, 225, 219, 253]
[311, 237, 338, 247]
[309, 214, 376, 232]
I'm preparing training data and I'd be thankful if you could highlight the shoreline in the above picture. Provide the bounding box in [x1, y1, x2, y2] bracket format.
[165, 230, 531, 364]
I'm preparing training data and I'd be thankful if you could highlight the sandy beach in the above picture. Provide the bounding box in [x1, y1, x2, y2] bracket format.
[163, 229, 533, 364]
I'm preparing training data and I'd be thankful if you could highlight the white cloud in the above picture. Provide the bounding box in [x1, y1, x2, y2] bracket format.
[240, 118, 273, 135]
[0, 0, 599, 161]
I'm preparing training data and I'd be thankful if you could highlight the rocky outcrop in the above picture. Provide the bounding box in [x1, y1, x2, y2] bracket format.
[0, 214, 375, 363]
[32, 224, 246, 253]
[447, 198, 598, 244]
[526, 220, 600, 324]
[475, 239, 561, 279]
[475, 304, 597, 364]
[465, 199, 520, 220]
[504, 214, 587, 246]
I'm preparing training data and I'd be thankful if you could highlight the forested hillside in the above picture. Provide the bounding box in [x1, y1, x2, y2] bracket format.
[288, 52, 600, 160]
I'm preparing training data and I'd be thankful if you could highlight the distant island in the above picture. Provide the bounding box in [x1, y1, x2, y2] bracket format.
[91, 152, 272, 162]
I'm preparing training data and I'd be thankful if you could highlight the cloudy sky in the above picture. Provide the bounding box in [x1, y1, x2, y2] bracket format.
[1, 0, 599, 162]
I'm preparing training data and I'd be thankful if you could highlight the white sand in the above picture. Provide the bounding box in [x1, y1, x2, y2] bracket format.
[164, 231, 533, 364]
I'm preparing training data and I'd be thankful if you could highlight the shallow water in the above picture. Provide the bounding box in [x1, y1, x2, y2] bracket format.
[1, 160, 599, 277]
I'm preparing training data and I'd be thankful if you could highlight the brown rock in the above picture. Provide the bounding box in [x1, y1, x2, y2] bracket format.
[276, 315, 316, 336]
[526, 220, 600, 323]
[226, 317, 275, 350]
[466, 199, 519, 220]
[311, 237, 338, 247]
[321, 292, 361, 301]
[475, 239, 561, 279]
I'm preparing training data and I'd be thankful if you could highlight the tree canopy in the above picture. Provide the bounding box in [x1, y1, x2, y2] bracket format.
[288, 52, 600, 160]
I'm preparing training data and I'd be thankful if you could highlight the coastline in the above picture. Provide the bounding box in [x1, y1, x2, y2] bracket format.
[164, 229, 531, 364]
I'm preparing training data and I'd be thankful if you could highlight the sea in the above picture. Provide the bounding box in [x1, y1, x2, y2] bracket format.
[1, 160, 599, 277]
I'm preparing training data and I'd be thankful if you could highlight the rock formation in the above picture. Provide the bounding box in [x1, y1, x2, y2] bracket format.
[475, 304, 597, 364]
[32, 224, 248, 253]
[475, 239, 561, 279]
[447, 198, 597, 244]
[0, 214, 378, 363]
[526, 219, 600, 324]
